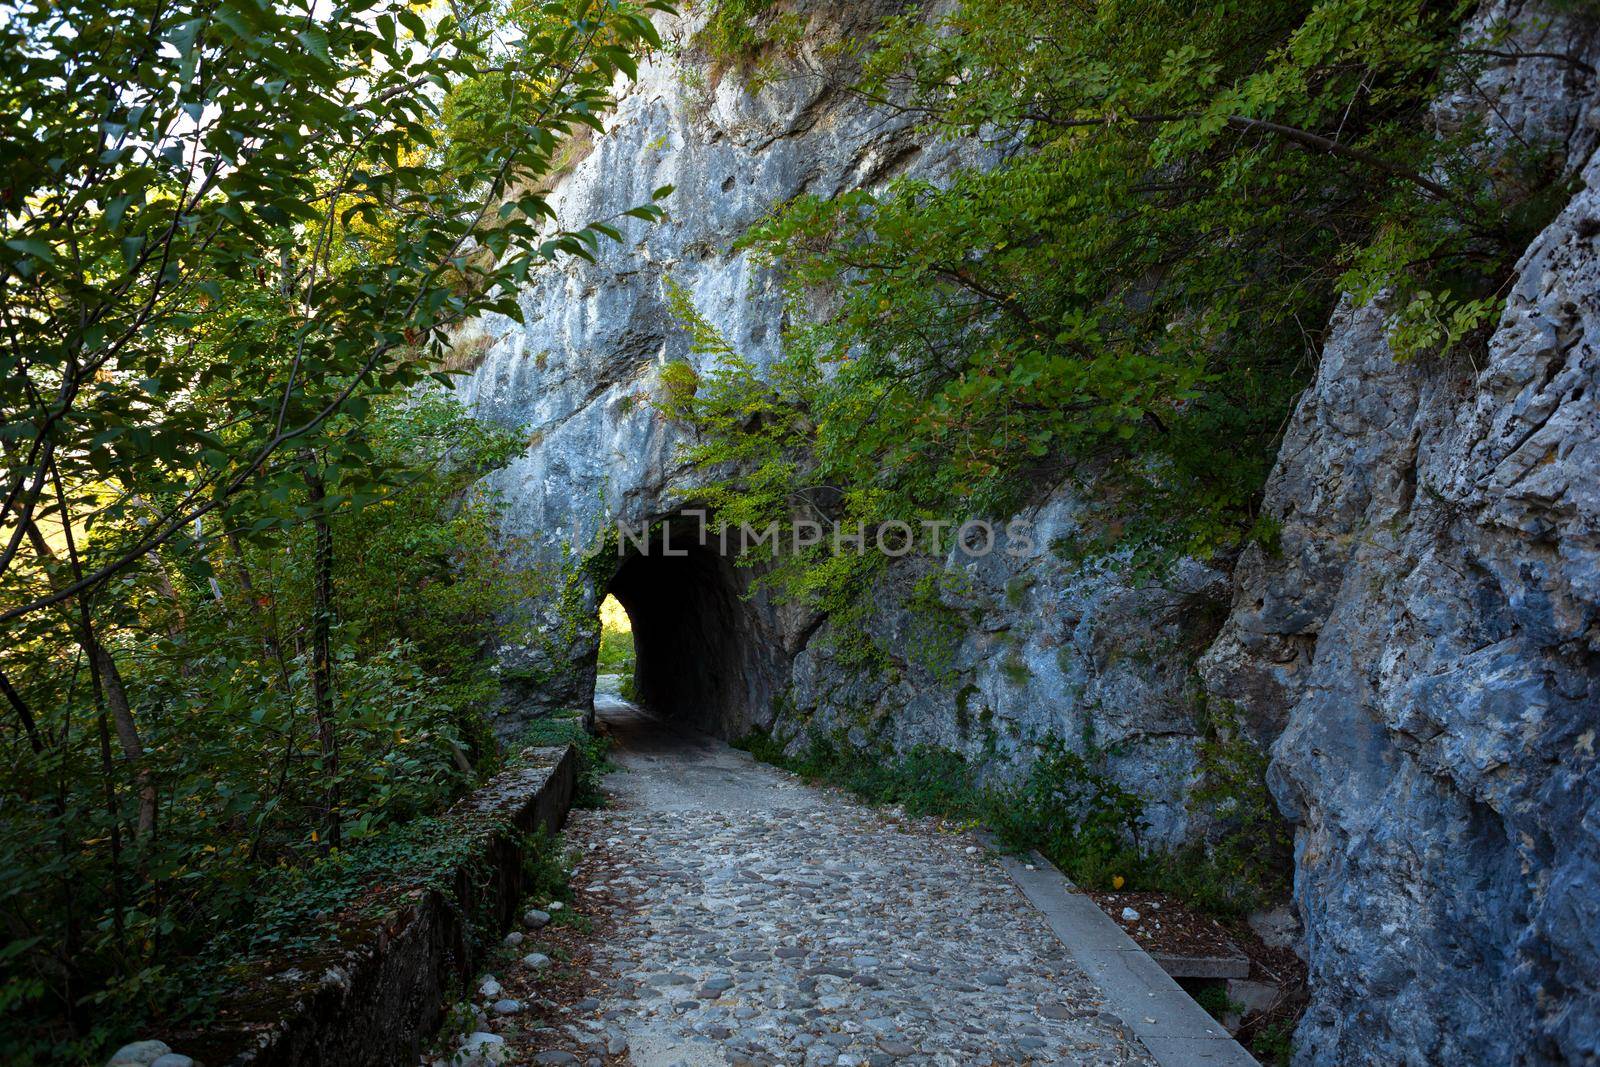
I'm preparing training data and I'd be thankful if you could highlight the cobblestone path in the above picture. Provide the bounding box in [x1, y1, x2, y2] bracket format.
[473, 700, 1156, 1067]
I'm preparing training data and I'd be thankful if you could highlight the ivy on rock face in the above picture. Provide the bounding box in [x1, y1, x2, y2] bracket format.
[675, 0, 1575, 580]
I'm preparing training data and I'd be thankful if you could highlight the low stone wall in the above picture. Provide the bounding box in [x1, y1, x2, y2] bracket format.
[182, 745, 577, 1067]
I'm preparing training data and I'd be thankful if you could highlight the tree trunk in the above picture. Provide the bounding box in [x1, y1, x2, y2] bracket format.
[0, 667, 44, 754]
[303, 458, 341, 849]
[226, 531, 284, 664]
[23, 521, 157, 837]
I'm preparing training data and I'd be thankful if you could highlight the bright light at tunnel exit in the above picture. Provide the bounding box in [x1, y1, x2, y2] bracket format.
[599, 594, 632, 633]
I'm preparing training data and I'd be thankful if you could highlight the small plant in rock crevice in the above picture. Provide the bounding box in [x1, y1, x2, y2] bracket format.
[1191, 982, 1246, 1024]
[657, 359, 702, 418]
[1250, 1015, 1299, 1066]
[692, 0, 807, 85]
[1165, 697, 1294, 916]
[518, 827, 575, 908]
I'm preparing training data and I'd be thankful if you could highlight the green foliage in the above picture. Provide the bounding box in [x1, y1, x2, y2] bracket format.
[596, 596, 636, 697]
[1251, 1016, 1299, 1066]
[658, 360, 703, 418]
[0, 0, 673, 1057]
[596, 623, 636, 675]
[660, 275, 898, 664]
[763, 732, 984, 818]
[692, 0, 805, 79]
[902, 570, 972, 684]
[0, 397, 539, 1060]
[668, 0, 1571, 581]
[225, 809, 498, 960]
[694, 0, 775, 61]
[738, 726, 1149, 890]
[1000, 649, 1032, 687]
[517, 712, 614, 809]
[1, 0, 677, 633]
[986, 737, 1149, 889]
[517, 826, 574, 908]
[740, 715, 1290, 917]
[659, 276, 807, 530]
[1165, 699, 1293, 916]
[733, 726, 792, 767]
[1192, 982, 1245, 1022]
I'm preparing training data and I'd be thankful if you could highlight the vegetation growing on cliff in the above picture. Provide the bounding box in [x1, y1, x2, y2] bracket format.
[0, 0, 669, 1057]
[691, 0, 804, 81]
[674, 0, 1573, 577]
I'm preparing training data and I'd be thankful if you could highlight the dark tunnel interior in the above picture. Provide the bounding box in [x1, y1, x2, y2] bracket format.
[604, 526, 781, 736]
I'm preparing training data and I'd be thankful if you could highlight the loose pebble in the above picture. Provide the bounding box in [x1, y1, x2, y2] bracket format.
[106, 1041, 170, 1067]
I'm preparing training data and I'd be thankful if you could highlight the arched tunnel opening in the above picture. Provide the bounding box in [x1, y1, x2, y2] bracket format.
[601, 520, 785, 738]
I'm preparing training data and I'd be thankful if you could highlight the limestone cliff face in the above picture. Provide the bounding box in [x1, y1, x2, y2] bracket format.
[452, 0, 970, 725]
[457, 1, 1600, 1062]
[452, 3, 1220, 844]
[1201, 4, 1600, 1060]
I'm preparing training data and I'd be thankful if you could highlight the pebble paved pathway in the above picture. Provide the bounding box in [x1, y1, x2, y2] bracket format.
[454, 695, 1157, 1067]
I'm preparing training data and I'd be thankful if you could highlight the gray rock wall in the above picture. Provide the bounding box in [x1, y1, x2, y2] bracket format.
[453, 0, 984, 722]
[455, 1, 1600, 1062]
[451, 2, 1218, 846]
[1201, 4, 1600, 1061]
[779, 495, 1230, 848]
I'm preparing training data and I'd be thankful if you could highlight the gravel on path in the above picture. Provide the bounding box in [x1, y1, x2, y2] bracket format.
[439, 702, 1156, 1067]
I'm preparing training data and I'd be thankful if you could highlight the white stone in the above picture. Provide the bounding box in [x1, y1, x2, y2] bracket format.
[1121, 907, 1141, 922]
[455, 1031, 509, 1067]
[107, 1041, 170, 1066]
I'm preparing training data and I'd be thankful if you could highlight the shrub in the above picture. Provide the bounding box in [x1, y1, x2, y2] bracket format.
[518, 713, 615, 809]
[737, 722, 1289, 916]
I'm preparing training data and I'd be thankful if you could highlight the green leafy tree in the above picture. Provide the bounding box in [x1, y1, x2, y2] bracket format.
[673, 0, 1577, 588]
[1, 0, 672, 1057]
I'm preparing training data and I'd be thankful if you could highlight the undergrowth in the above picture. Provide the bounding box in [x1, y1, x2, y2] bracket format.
[428, 826, 577, 1061]
[519, 826, 575, 907]
[158, 745, 581, 1039]
[736, 719, 1289, 918]
[519, 711, 615, 809]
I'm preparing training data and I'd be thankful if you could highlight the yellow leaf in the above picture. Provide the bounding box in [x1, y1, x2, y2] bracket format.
[1112, 875, 1125, 889]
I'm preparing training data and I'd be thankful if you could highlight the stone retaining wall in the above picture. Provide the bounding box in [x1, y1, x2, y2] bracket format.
[184, 745, 577, 1067]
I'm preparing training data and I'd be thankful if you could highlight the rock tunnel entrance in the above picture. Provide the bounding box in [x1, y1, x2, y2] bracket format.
[602, 521, 785, 738]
